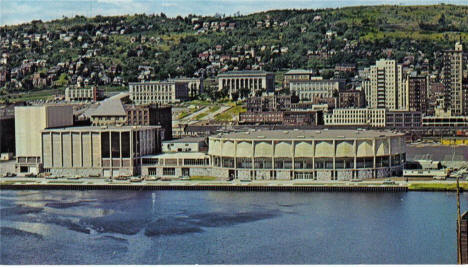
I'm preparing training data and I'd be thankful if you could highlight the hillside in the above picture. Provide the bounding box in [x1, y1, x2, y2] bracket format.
[0, 4, 467, 98]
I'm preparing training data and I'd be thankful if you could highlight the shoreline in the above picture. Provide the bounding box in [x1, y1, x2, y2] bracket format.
[1, 177, 466, 192]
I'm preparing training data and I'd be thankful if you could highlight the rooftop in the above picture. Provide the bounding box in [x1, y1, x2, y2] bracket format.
[42, 125, 160, 132]
[90, 99, 126, 116]
[285, 69, 315, 74]
[211, 129, 404, 140]
[128, 80, 177, 85]
[142, 152, 208, 159]
[217, 70, 271, 76]
[162, 137, 206, 144]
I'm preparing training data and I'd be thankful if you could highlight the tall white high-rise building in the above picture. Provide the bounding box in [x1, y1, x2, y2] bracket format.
[363, 59, 406, 111]
[442, 42, 465, 116]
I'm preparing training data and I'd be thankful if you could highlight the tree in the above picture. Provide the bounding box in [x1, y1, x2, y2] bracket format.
[55, 73, 69, 87]
[239, 87, 250, 99]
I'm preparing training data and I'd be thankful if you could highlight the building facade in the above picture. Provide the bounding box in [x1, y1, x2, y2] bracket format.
[406, 76, 428, 113]
[363, 59, 406, 111]
[443, 42, 466, 116]
[324, 108, 386, 128]
[217, 70, 275, 98]
[162, 137, 206, 153]
[15, 105, 74, 174]
[245, 95, 298, 112]
[422, 116, 468, 127]
[90, 100, 173, 140]
[461, 211, 468, 264]
[129, 81, 189, 105]
[283, 69, 317, 89]
[338, 90, 365, 108]
[141, 152, 211, 178]
[41, 126, 162, 177]
[290, 79, 344, 102]
[386, 111, 422, 129]
[208, 129, 406, 180]
[168, 77, 204, 98]
[65, 86, 104, 102]
[0, 105, 15, 154]
[239, 111, 319, 126]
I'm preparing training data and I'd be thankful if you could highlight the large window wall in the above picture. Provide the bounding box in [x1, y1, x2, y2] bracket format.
[211, 155, 405, 170]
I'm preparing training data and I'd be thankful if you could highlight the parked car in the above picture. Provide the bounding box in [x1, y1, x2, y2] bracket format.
[130, 177, 143, 182]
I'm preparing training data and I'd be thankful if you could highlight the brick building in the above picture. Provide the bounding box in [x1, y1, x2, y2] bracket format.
[90, 99, 173, 140]
[338, 90, 365, 108]
[407, 76, 428, 114]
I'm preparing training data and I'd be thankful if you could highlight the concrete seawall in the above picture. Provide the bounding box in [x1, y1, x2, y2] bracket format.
[0, 183, 408, 192]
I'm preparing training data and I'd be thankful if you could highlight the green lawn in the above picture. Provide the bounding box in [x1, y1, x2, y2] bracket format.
[194, 112, 208, 120]
[408, 182, 468, 191]
[208, 105, 220, 113]
[214, 104, 246, 122]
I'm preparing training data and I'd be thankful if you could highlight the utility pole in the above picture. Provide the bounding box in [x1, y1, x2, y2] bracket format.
[457, 173, 462, 264]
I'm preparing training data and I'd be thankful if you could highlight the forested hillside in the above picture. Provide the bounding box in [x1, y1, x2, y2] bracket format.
[0, 4, 467, 95]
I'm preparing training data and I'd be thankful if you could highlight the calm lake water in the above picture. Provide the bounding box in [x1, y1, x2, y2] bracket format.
[1, 189, 467, 264]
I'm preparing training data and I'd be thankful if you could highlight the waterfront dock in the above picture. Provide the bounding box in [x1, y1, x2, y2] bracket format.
[0, 177, 408, 192]
[2, 177, 467, 192]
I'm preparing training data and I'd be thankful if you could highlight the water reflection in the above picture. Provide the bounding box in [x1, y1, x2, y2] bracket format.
[1, 190, 467, 264]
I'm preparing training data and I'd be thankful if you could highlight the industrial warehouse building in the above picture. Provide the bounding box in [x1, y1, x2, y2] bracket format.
[140, 129, 406, 181]
[41, 125, 162, 177]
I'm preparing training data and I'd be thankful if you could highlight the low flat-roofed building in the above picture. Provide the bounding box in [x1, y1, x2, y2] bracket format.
[15, 105, 74, 174]
[129, 80, 189, 105]
[65, 86, 104, 102]
[386, 111, 422, 129]
[141, 152, 210, 178]
[162, 137, 206, 153]
[422, 116, 468, 127]
[239, 111, 320, 126]
[41, 125, 162, 177]
[324, 108, 386, 128]
[208, 129, 406, 180]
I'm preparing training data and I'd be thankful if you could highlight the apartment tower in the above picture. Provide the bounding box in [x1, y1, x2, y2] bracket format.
[363, 59, 406, 111]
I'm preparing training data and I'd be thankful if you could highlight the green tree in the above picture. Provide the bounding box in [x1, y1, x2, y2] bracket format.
[55, 73, 69, 87]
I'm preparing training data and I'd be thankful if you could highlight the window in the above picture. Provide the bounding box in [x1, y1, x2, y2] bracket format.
[335, 158, 354, 169]
[222, 157, 234, 168]
[163, 168, 175, 176]
[254, 158, 272, 169]
[236, 158, 252, 169]
[148, 168, 157, 175]
[356, 157, 373, 168]
[183, 159, 207, 166]
[376, 156, 389, 167]
[294, 158, 313, 169]
[142, 158, 159, 165]
[315, 158, 333, 169]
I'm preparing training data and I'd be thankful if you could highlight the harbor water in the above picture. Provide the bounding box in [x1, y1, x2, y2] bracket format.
[1, 190, 467, 264]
